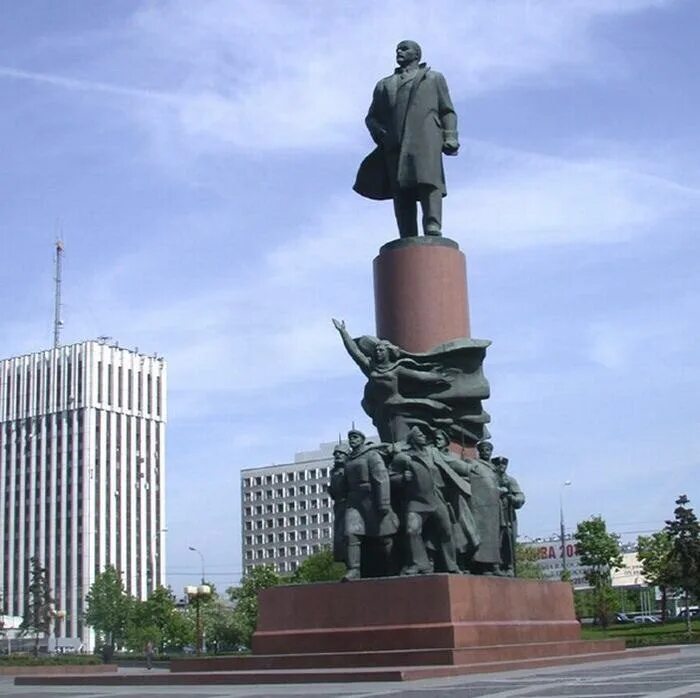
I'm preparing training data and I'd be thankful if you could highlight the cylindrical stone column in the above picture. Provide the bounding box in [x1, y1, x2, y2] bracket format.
[373, 237, 470, 353]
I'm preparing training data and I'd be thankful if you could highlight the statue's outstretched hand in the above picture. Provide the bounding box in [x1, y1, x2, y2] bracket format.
[332, 318, 346, 332]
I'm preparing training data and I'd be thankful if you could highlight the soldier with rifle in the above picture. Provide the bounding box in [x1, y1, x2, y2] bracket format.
[493, 456, 525, 576]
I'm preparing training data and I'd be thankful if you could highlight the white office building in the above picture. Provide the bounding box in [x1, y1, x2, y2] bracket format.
[0, 340, 166, 649]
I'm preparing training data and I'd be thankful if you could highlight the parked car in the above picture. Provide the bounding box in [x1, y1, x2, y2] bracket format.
[676, 608, 700, 620]
[615, 612, 634, 624]
[633, 615, 661, 624]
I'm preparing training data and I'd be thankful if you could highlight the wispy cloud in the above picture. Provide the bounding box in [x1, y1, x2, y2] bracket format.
[453, 141, 700, 249]
[0, 0, 677, 155]
[0, 66, 176, 103]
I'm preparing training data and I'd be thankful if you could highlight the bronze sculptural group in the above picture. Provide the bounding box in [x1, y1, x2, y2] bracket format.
[328, 427, 525, 581]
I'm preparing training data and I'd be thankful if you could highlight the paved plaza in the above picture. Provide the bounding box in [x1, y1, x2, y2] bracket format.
[2, 646, 700, 698]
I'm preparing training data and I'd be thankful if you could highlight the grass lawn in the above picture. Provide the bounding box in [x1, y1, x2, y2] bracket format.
[581, 619, 700, 646]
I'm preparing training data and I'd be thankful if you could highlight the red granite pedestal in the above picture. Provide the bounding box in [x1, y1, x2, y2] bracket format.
[153, 575, 673, 684]
[374, 237, 470, 352]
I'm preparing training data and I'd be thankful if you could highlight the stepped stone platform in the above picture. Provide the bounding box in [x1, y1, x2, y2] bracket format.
[15, 575, 679, 686]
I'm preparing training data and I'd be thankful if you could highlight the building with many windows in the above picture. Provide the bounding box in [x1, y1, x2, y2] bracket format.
[240, 441, 351, 576]
[0, 339, 166, 650]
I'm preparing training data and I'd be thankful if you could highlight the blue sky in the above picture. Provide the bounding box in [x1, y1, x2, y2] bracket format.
[1, 0, 698, 591]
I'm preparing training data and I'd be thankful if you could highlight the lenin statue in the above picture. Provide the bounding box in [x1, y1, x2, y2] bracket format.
[354, 40, 459, 238]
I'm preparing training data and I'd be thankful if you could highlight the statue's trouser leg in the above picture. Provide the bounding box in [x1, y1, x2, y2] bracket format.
[500, 531, 514, 576]
[419, 185, 442, 235]
[393, 189, 419, 238]
[381, 536, 394, 574]
[435, 503, 460, 573]
[346, 534, 362, 574]
[406, 511, 431, 573]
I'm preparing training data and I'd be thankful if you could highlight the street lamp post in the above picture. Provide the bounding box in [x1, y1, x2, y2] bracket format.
[560, 480, 572, 577]
[184, 585, 211, 655]
[188, 546, 205, 584]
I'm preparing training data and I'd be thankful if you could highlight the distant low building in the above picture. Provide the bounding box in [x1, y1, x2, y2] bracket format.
[521, 536, 588, 587]
[611, 551, 646, 587]
[520, 536, 646, 589]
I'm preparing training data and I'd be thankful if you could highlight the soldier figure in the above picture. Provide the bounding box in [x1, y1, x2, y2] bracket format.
[328, 444, 349, 564]
[493, 456, 525, 576]
[432, 429, 480, 569]
[467, 441, 503, 575]
[392, 426, 460, 575]
[342, 429, 399, 580]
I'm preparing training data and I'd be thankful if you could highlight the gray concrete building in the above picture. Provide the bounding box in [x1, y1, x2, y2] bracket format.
[240, 441, 356, 576]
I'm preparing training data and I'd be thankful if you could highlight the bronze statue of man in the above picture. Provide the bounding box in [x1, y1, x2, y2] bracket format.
[493, 456, 525, 576]
[354, 40, 459, 238]
[341, 429, 399, 580]
[328, 444, 350, 565]
[391, 426, 460, 575]
[467, 441, 503, 575]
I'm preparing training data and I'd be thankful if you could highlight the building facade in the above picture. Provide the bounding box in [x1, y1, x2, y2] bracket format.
[521, 536, 645, 589]
[240, 441, 347, 576]
[0, 340, 166, 649]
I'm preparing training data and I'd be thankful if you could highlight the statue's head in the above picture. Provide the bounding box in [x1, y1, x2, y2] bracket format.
[476, 440, 493, 461]
[373, 340, 398, 365]
[333, 444, 349, 465]
[347, 429, 366, 450]
[396, 40, 422, 67]
[406, 425, 428, 447]
[434, 429, 450, 450]
[492, 455, 508, 474]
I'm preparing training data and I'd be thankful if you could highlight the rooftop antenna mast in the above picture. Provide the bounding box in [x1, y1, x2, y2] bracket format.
[53, 237, 64, 348]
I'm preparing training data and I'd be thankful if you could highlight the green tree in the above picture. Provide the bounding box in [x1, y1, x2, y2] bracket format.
[637, 531, 676, 622]
[514, 543, 544, 580]
[227, 565, 281, 649]
[664, 494, 700, 637]
[193, 585, 240, 653]
[84, 566, 132, 659]
[574, 516, 622, 628]
[20, 557, 55, 656]
[291, 547, 345, 583]
[127, 586, 192, 653]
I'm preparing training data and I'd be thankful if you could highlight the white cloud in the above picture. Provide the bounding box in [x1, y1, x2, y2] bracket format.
[452, 141, 700, 249]
[0, 66, 175, 103]
[263, 141, 700, 275]
[125, 0, 675, 153]
[0, 1, 678, 155]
